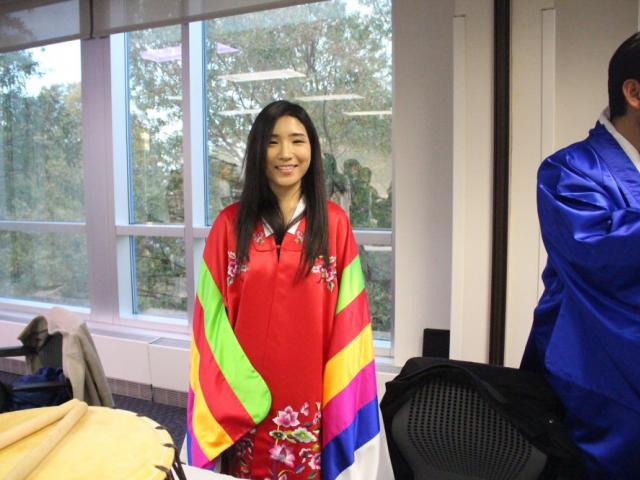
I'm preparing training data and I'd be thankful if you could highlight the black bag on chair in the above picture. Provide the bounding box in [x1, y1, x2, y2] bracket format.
[0, 380, 12, 413]
[11, 367, 72, 410]
[380, 357, 586, 480]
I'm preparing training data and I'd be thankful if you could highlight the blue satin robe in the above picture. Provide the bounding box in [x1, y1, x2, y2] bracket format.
[521, 122, 640, 479]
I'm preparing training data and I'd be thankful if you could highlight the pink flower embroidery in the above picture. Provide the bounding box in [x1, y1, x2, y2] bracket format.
[311, 256, 337, 291]
[272, 406, 300, 428]
[299, 448, 313, 461]
[309, 453, 321, 470]
[313, 409, 322, 426]
[294, 230, 304, 244]
[254, 232, 265, 245]
[269, 444, 295, 467]
[267, 402, 321, 478]
[227, 251, 247, 285]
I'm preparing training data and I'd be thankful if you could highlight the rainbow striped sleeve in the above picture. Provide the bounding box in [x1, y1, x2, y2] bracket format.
[322, 252, 380, 480]
[186, 259, 271, 469]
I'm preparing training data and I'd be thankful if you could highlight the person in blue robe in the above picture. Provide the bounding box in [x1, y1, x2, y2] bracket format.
[521, 32, 640, 480]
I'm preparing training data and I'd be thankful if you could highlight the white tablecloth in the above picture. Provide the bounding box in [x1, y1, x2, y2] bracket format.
[182, 464, 237, 479]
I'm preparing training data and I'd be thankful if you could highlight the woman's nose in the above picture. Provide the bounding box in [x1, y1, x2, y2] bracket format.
[279, 142, 292, 159]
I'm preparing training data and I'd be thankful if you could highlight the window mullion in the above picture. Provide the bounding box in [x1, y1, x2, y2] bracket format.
[111, 33, 135, 319]
[353, 229, 392, 246]
[81, 36, 120, 324]
[0, 221, 85, 235]
[185, 21, 207, 325]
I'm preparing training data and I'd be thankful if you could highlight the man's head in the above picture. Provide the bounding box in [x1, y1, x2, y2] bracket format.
[609, 32, 640, 121]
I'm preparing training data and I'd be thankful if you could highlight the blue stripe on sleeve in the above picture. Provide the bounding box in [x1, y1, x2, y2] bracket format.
[322, 397, 380, 480]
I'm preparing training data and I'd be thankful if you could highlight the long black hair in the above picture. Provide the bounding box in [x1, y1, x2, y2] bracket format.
[235, 100, 329, 273]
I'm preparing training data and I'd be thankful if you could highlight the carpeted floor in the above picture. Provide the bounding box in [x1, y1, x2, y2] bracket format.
[0, 370, 186, 447]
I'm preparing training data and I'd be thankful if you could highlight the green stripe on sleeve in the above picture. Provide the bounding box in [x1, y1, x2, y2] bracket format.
[335, 255, 365, 315]
[197, 261, 271, 423]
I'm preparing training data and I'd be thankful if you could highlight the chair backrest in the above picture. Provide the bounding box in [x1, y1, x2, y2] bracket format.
[391, 376, 547, 480]
[38, 333, 63, 369]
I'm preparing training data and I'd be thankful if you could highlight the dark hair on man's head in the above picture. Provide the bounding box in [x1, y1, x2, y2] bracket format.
[235, 100, 329, 273]
[609, 32, 640, 120]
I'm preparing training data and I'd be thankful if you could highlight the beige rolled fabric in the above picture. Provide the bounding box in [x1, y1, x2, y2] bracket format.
[0, 399, 80, 451]
[4, 400, 88, 480]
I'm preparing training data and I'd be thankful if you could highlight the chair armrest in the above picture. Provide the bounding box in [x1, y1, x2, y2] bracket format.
[12, 381, 68, 392]
[0, 345, 35, 358]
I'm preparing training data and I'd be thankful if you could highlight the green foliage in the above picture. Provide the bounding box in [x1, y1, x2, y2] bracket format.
[0, 48, 86, 305]
[359, 245, 391, 336]
[134, 237, 186, 316]
[0, 231, 88, 306]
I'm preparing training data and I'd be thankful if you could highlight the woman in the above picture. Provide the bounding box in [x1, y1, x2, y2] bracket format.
[186, 101, 379, 480]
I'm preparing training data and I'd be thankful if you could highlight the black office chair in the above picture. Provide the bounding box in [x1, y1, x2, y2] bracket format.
[392, 375, 546, 479]
[381, 357, 586, 480]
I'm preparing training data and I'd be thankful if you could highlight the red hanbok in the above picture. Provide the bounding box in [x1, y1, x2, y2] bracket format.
[187, 200, 380, 480]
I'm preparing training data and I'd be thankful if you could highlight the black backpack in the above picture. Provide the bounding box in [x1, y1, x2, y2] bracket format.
[1, 367, 72, 413]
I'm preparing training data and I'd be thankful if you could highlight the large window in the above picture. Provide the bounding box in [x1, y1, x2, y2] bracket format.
[203, 2, 392, 342]
[0, 0, 393, 350]
[0, 41, 86, 306]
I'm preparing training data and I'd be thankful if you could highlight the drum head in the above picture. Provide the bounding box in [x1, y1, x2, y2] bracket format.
[0, 406, 175, 480]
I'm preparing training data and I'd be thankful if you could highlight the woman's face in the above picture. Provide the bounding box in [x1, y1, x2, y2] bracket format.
[265, 115, 311, 199]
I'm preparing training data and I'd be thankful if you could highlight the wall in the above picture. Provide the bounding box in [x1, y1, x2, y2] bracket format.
[450, 0, 494, 363]
[393, 0, 495, 367]
[392, 0, 454, 366]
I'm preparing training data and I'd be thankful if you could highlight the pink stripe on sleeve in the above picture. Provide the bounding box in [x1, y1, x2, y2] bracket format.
[322, 360, 377, 447]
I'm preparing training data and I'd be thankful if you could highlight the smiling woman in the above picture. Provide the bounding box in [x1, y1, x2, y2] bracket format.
[187, 100, 380, 479]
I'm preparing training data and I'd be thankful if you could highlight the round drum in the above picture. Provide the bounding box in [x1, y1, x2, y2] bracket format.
[0, 405, 185, 480]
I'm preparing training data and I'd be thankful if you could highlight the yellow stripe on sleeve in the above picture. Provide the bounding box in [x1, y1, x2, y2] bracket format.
[322, 324, 374, 406]
[190, 341, 233, 459]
